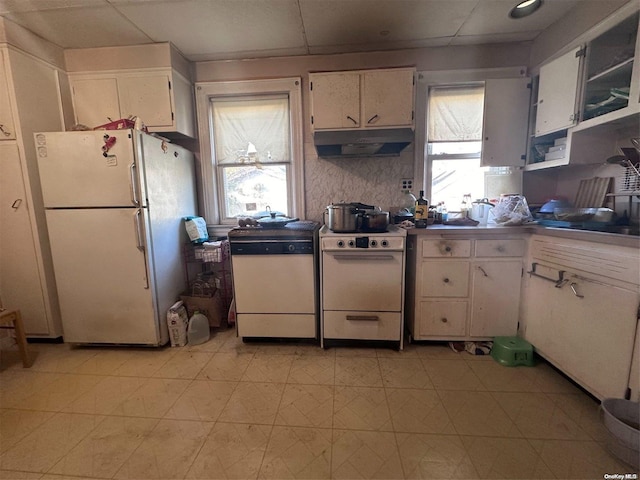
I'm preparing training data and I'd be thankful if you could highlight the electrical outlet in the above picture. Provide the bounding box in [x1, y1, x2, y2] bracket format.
[401, 178, 413, 191]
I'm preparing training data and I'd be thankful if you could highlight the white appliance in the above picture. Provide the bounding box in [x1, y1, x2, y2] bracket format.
[228, 222, 320, 340]
[36, 129, 197, 345]
[320, 224, 407, 350]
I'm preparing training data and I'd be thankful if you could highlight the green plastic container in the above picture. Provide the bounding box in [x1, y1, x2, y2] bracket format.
[491, 336, 535, 367]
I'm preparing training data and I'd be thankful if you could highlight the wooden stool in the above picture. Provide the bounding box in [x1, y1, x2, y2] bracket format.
[0, 309, 33, 368]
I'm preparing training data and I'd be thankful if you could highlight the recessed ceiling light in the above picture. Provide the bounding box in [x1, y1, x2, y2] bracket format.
[509, 0, 543, 19]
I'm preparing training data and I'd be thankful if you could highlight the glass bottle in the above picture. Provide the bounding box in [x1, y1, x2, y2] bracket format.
[414, 190, 429, 228]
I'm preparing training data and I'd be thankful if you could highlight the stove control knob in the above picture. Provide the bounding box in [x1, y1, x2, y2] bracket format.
[348, 240, 355, 247]
[370, 240, 378, 247]
[381, 240, 389, 247]
[337, 240, 345, 248]
[288, 244, 296, 252]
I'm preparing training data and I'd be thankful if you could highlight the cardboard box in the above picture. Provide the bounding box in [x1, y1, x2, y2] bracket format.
[180, 289, 224, 327]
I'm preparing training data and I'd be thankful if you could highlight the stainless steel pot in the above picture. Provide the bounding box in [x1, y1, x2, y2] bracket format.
[360, 210, 389, 232]
[326, 203, 360, 232]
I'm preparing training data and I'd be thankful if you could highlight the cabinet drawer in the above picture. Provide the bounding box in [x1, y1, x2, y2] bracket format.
[323, 310, 401, 341]
[421, 261, 469, 297]
[475, 239, 525, 257]
[417, 301, 467, 338]
[422, 239, 471, 258]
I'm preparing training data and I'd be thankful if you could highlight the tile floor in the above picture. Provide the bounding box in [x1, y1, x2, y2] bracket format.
[0, 327, 634, 479]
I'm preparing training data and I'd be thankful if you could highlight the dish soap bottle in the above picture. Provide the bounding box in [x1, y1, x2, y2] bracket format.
[415, 190, 429, 228]
[187, 311, 210, 345]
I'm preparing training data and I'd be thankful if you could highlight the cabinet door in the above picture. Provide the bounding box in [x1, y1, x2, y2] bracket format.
[481, 78, 529, 167]
[71, 77, 121, 128]
[0, 50, 16, 140]
[362, 69, 414, 127]
[535, 47, 582, 136]
[118, 74, 174, 128]
[0, 144, 50, 334]
[470, 260, 521, 337]
[310, 72, 360, 129]
[417, 300, 467, 338]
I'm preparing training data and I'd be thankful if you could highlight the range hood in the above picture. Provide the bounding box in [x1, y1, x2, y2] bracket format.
[313, 128, 414, 159]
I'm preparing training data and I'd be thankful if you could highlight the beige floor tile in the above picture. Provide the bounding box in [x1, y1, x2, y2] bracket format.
[0, 409, 55, 453]
[530, 363, 584, 394]
[276, 384, 334, 428]
[0, 470, 43, 479]
[254, 343, 309, 356]
[73, 349, 139, 375]
[114, 419, 212, 479]
[333, 386, 392, 431]
[535, 439, 630, 479]
[546, 392, 609, 442]
[422, 359, 485, 391]
[386, 388, 455, 434]
[151, 351, 213, 379]
[186, 327, 233, 353]
[61, 376, 141, 415]
[110, 377, 190, 418]
[335, 357, 382, 387]
[439, 391, 521, 438]
[414, 344, 466, 361]
[0, 371, 60, 408]
[492, 391, 591, 440]
[242, 354, 294, 383]
[48, 415, 157, 478]
[287, 355, 335, 385]
[331, 429, 403, 479]
[396, 432, 479, 479]
[468, 360, 541, 392]
[186, 422, 271, 479]
[375, 343, 420, 358]
[334, 347, 378, 358]
[197, 352, 253, 381]
[378, 357, 433, 389]
[218, 337, 261, 354]
[218, 382, 285, 425]
[0, 412, 104, 473]
[462, 436, 555, 479]
[16, 373, 104, 412]
[112, 348, 177, 377]
[258, 426, 332, 479]
[41, 475, 110, 480]
[164, 379, 237, 421]
[26, 345, 98, 374]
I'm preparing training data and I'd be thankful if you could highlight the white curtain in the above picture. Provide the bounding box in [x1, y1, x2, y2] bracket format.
[211, 95, 290, 165]
[428, 86, 484, 142]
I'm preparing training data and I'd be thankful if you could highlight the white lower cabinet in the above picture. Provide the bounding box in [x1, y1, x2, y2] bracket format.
[406, 234, 524, 341]
[521, 235, 640, 400]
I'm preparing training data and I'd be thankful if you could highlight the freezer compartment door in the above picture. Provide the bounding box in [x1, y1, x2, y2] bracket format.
[46, 208, 162, 345]
[36, 130, 142, 208]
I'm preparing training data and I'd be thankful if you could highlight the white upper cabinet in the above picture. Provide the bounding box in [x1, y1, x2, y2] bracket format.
[535, 47, 582, 137]
[481, 77, 530, 167]
[0, 50, 16, 140]
[69, 69, 195, 138]
[310, 68, 415, 130]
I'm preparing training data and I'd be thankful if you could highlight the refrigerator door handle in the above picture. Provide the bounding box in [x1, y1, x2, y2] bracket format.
[134, 208, 150, 289]
[129, 163, 140, 206]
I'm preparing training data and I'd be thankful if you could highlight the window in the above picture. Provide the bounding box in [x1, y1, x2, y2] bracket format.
[196, 78, 304, 225]
[427, 85, 487, 209]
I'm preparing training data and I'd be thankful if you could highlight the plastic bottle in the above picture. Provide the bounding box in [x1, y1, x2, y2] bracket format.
[400, 190, 417, 215]
[414, 190, 429, 228]
[187, 311, 210, 345]
[460, 194, 472, 218]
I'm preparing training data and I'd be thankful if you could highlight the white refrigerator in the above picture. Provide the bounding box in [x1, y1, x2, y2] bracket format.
[36, 129, 197, 345]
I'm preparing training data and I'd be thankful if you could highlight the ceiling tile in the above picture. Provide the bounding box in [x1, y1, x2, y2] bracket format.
[4, 5, 153, 48]
[112, 0, 307, 58]
[0, 0, 106, 15]
[450, 31, 539, 45]
[457, 0, 579, 36]
[308, 36, 452, 55]
[299, 0, 477, 47]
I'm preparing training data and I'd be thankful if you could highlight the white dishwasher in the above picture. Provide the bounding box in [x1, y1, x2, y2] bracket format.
[320, 225, 407, 350]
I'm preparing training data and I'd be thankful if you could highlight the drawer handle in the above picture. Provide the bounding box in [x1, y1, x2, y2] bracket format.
[346, 115, 358, 125]
[443, 278, 450, 283]
[441, 317, 448, 323]
[346, 315, 379, 321]
[444, 246, 452, 253]
[570, 282, 584, 299]
[496, 245, 505, 253]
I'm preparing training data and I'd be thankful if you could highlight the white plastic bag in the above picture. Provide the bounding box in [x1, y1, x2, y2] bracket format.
[184, 216, 208, 244]
[490, 195, 533, 226]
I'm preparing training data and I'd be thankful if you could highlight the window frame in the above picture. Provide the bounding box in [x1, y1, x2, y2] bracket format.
[195, 78, 304, 226]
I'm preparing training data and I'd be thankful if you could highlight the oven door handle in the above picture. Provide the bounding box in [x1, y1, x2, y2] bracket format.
[328, 253, 396, 261]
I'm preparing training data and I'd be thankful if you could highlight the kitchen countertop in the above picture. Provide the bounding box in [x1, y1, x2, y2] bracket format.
[405, 223, 640, 248]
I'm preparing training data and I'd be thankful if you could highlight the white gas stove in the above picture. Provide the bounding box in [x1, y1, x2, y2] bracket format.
[319, 224, 407, 350]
